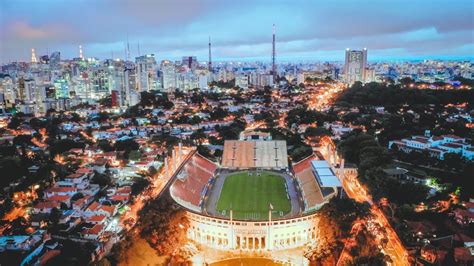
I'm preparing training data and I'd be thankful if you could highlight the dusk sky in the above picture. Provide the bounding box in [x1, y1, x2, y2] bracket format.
[0, 0, 473, 63]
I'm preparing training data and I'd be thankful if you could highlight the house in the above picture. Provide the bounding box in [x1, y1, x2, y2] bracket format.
[420, 244, 449, 265]
[116, 186, 131, 196]
[91, 158, 107, 173]
[454, 246, 474, 265]
[109, 195, 129, 203]
[44, 186, 77, 198]
[63, 173, 90, 189]
[452, 208, 474, 225]
[388, 133, 473, 161]
[98, 205, 116, 217]
[81, 224, 105, 240]
[83, 201, 116, 217]
[32, 201, 61, 214]
[0, 231, 46, 252]
[81, 184, 100, 197]
[20, 239, 61, 266]
[84, 201, 101, 217]
[47, 195, 72, 207]
[85, 215, 108, 225]
[72, 195, 93, 211]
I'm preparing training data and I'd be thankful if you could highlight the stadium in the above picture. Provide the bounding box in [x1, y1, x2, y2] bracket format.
[169, 133, 344, 252]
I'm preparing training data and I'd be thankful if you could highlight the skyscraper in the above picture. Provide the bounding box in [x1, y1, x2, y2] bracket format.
[50, 51, 61, 69]
[161, 60, 177, 91]
[31, 49, 37, 63]
[272, 24, 276, 85]
[135, 54, 157, 92]
[79, 45, 84, 60]
[344, 48, 367, 85]
[182, 56, 198, 70]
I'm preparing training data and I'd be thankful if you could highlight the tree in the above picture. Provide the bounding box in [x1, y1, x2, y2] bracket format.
[139, 195, 190, 257]
[97, 139, 114, 152]
[99, 95, 112, 107]
[91, 172, 112, 187]
[304, 127, 331, 138]
[289, 145, 313, 162]
[458, 163, 474, 201]
[114, 139, 139, 151]
[49, 139, 85, 156]
[49, 207, 62, 226]
[190, 130, 207, 144]
[131, 176, 150, 196]
[7, 116, 23, 130]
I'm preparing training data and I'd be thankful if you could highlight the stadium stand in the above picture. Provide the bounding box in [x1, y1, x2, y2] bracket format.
[292, 154, 326, 212]
[222, 140, 288, 169]
[170, 153, 218, 212]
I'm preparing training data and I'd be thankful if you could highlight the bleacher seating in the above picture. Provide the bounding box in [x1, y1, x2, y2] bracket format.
[170, 153, 217, 212]
[292, 155, 325, 211]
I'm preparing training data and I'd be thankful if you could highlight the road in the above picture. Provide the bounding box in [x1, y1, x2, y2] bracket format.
[317, 144, 409, 266]
[338, 172, 410, 265]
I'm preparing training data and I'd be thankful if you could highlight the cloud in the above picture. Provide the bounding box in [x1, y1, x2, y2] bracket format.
[0, 0, 473, 62]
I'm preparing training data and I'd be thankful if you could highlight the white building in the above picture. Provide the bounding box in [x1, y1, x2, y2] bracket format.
[135, 54, 157, 92]
[388, 133, 474, 160]
[344, 48, 368, 84]
[235, 74, 249, 89]
[161, 60, 177, 91]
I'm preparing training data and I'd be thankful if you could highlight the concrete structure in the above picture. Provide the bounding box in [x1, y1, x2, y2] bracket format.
[161, 60, 177, 91]
[187, 211, 319, 251]
[344, 48, 367, 84]
[135, 54, 157, 92]
[388, 133, 474, 161]
[221, 140, 288, 169]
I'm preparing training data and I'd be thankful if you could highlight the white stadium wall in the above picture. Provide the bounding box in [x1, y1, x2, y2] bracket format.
[187, 211, 320, 251]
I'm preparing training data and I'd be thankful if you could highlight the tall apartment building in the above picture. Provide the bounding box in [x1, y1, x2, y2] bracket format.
[135, 54, 157, 92]
[161, 60, 177, 91]
[344, 48, 367, 84]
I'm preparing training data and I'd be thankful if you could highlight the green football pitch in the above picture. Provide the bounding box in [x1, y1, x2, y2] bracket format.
[216, 171, 291, 220]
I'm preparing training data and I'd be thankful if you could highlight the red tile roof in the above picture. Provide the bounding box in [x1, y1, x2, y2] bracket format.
[47, 187, 77, 193]
[86, 201, 100, 211]
[34, 201, 60, 209]
[86, 215, 107, 223]
[100, 205, 115, 216]
[47, 195, 71, 202]
[110, 195, 129, 202]
[76, 168, 92, 174]
[66, 173, 86, 179]
[83, 224, 104, 235]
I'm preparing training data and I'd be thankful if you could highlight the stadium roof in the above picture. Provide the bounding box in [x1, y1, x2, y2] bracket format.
[222, 140, 288, 169]
[311, 160, 342, 187]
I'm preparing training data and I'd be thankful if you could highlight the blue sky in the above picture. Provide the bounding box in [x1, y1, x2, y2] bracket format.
[0, 0, 473, 63]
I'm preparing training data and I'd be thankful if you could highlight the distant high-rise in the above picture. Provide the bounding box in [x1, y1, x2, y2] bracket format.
[272, 24, 276, 85]
[79, 45, 84, 60]
[135, 54, 157, 92]
[31, 48, 37, 63]
[208, 36, 212, 72]
[182, 56, 198, 70]
[50, 51, 61, 68]
[344, 48, 367, 84]
[161, 60, 177, 91]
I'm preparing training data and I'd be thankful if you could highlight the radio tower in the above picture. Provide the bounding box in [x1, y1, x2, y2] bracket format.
[208, 36, 212, 73]
[79, 45, 84, 60]
[31, 48, 37, 63]
[207, 36, 212, 73]
[272, 24, 276, 85]
[126, 34, 130, 61]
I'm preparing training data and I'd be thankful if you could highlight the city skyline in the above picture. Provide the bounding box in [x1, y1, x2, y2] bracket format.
[1, 0, 473, 63]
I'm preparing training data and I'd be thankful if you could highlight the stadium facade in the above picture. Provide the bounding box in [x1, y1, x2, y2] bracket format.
[169, 136, 347, 251]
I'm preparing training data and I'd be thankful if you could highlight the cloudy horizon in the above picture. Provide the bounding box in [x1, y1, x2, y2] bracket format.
[1, 0, 473, 63]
